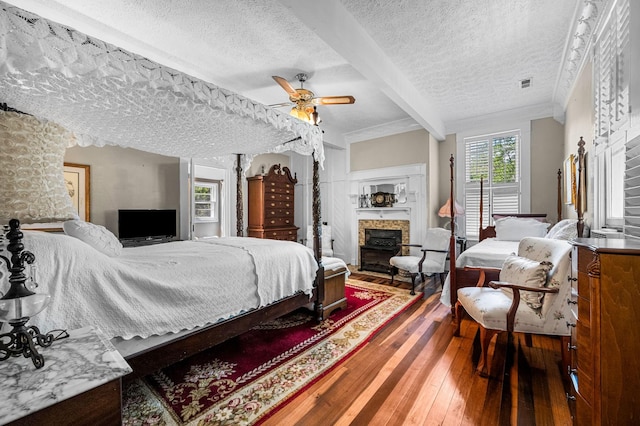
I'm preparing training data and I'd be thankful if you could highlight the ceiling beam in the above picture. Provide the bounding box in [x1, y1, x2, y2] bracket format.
[278, 0, 446, 140]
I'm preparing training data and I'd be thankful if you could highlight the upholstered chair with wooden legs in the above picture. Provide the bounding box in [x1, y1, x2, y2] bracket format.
[389, 227, 450, 295]
[454, 237, 573, 377]
[304, 224, 334, 257]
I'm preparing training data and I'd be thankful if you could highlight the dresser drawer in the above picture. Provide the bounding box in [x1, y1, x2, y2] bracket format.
[265, 184, 294, 195]
[265, 208, 293, 218]
[576, 247, 593, 301]
[265, 216, 293, 227]
[265, 200, 293, 209]
[265, 192, 293, 202]
[266, 229, 297, 241]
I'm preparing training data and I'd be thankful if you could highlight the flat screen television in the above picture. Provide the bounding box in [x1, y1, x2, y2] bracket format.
[118, 209, 177, 240]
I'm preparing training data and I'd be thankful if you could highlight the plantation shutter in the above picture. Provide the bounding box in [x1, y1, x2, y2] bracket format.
[625, 134, 640, 239]
[594, 0, 630, 143]
[463, 131, 521, 239]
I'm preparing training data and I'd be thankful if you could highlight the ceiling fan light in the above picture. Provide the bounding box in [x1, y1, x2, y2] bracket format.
[310, 106, 321, 126]
[290, 106, 310, 122]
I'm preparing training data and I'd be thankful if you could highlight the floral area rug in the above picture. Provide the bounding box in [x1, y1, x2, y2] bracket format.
[122, 279, 420, 425]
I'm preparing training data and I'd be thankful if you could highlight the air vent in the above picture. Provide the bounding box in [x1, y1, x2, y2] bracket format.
[520, 78, 532, 89]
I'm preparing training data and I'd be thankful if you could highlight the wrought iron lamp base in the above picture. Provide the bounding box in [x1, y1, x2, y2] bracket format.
[0, 318, 55, 369]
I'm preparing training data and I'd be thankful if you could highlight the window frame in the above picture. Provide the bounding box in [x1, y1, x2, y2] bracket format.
[456, 122, 531, 240]
[193, 179, 220, 223]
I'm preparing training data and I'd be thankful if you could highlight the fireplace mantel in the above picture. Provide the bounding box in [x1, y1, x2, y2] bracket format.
[355, 207, 410, 218]
[348, 163, 427, 266]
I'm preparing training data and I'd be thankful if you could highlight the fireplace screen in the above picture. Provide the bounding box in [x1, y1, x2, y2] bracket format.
[359, 228, 402, 273]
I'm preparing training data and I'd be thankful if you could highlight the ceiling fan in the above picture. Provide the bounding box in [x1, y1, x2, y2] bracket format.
[271, 73, 355, 125]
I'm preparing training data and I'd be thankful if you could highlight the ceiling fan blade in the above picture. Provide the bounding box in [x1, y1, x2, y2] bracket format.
[311, 96, 356, 105]
[268, 102, 293, 108]
[272, 76, 300, 99]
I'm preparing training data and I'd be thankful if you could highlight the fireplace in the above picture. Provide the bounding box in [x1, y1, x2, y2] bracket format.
[359, 228, 402, 273]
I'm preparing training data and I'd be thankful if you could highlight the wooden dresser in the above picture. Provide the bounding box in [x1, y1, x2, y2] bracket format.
[247, 164, 298, 241]
[568, 238, 640, 425]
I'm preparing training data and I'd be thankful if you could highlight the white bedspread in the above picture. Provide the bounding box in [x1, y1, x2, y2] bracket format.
[440, 238, 518, 307]
[21, 232, 318, 340]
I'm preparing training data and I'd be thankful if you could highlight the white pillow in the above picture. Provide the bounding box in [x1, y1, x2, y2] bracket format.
[495, 217, 550, 241]
[499, 255, 553, 310]
[63, 220, 122, 257]
[545, 219, 577, 240]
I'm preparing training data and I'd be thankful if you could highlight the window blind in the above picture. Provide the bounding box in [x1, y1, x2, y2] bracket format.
[594, 0, 630, 143]
[624, 134, 640, 239]
[463, 131, 520, 239]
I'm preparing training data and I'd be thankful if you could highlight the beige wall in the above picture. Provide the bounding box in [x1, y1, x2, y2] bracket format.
[64, 145, 180, 235]
[350, 129, 442, 226]
[428, 133, 440, 228]
[438, 134, 457, 228]
[531, 117, 565, 223]
[350, 129, 430, 171]
[563, 60, 594, 221]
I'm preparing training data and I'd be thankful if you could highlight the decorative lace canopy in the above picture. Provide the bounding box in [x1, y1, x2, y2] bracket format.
[0, 2, 324, 163]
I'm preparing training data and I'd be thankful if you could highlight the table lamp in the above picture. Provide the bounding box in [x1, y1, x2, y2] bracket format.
[0, 109, 78, 368]
[438, 198, 464, 234]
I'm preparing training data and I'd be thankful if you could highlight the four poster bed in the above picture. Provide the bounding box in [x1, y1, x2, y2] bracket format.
[0, 2, 338, 379]
[443, 140, 587, 312]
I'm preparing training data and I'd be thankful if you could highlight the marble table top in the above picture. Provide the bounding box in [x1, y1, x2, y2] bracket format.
[0, 326, 132, 424]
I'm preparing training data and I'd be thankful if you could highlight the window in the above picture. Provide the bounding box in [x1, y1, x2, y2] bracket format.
[194, 180, 219, 222]
[592, 0, 630, 232]
[462, 130, 521, 239]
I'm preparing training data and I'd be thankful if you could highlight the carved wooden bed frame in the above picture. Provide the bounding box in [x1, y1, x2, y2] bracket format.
[124, 155, 328, 379]
[446, 138, 586, 311]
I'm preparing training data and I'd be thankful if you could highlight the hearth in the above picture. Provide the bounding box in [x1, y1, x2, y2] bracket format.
[359, 228, 402, 273]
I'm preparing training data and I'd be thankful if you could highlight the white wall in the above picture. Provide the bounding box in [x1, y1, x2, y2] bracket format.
[64, 145, 180, 236]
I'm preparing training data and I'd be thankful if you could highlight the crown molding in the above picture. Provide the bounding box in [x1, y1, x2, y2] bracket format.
[553, 0, 609, 113]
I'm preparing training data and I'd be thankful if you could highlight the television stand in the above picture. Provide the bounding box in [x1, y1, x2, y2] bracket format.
[120, 237, 173, 247]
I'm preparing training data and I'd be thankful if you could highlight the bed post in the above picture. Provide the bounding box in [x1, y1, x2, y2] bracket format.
[576, 137, 586, 237]
[235, 154, 243, 237]
[479, 176, 484, 237]
[448, 155, 457, 314]
[312, 157, 325, 321]
[557, 168, 562, 222]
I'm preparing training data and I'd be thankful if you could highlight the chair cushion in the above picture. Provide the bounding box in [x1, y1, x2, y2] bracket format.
[457, 287, 546, 333]
[389, 255, 421, 273]
[499, 255, 552, 309]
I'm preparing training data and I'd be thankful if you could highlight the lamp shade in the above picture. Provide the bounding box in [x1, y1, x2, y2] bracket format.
[0, 111, 77, 224]
[438, 198, 464, 218]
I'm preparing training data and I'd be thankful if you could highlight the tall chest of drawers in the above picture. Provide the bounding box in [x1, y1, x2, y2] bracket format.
[247, 164, 298, 241]
[568, 239, 640, 425]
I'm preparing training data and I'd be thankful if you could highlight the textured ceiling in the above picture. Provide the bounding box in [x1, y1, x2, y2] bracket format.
[3, 0, 593, 146]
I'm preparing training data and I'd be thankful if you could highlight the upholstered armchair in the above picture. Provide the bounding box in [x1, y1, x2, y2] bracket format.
[304, 224, 334, 257]
[389, 227, 450, 295]
[455, 237, 572, 376]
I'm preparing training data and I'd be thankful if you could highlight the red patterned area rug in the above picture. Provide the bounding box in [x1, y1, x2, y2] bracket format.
[122, 279, 420, 425]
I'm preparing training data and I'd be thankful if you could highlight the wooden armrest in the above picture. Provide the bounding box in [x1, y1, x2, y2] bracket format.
[488, 281, 560, 294]
[463, 266, 502, 274]
[487, 281, 559, 332]
[400, 243, 421, 247]
[463, 266, 502, 287]
[421, 248, 448, 253]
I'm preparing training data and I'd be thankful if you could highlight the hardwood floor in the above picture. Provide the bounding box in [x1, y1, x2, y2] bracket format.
[264, 272, 572, 425]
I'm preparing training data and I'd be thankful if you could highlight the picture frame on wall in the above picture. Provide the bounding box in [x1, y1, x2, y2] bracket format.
[564, 154, 576, 205]
[23, 162, 91, 232]
[63, 162, 90, 222]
